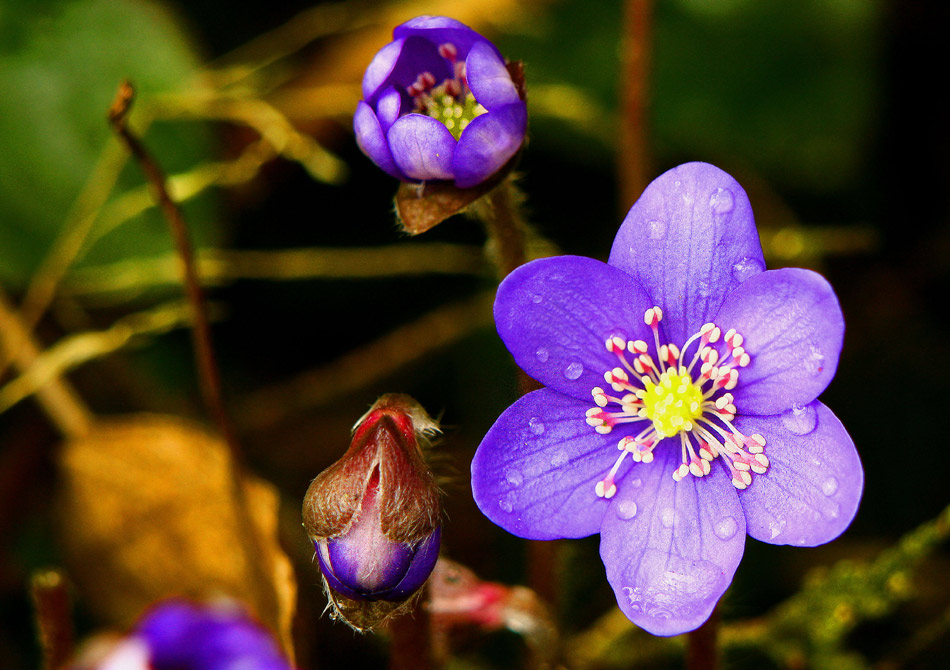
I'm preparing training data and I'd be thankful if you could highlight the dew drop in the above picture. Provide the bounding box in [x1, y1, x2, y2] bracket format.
[781, 403, 817, 435]
[531, 294, 543, 304]
[714, 517, 738, 541]
[498, 498, 513, 513]
[630, 478, 643, 488]
[660, 507, 675, 528]
[564, 362, 584, 380]
[648, 219, 666, 240]
[551, 450, 568, 467]
[709, 188, 735, 214]
[528, 416, 545, 435]
[826, 502, 841, 519]
[821, 476, 839, 497]
[673, 180, 682, 189]
[535, 347, 549, 363]
[505, 469, 523, 487]
[616, 501, 638, 520]
[731, 256, 764, 283]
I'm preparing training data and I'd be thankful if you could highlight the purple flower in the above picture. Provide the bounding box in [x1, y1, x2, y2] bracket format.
[471, 162, 863, 636]
[73, 599, 292, 670]
[354, 16, 527, 188]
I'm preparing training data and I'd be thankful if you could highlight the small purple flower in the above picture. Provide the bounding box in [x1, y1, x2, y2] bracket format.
[73, 599, 292, 670]
[354, 16, 527, 188]
[471, 162, 863, 636]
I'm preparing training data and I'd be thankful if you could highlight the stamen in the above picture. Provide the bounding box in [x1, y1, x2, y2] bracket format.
[586, 309, 768, 491]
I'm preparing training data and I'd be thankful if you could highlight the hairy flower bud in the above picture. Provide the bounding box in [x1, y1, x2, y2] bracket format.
[302, 394, 442, 631]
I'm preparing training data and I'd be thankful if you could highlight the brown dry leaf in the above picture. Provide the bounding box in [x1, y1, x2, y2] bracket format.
[56, 414, 297, 659]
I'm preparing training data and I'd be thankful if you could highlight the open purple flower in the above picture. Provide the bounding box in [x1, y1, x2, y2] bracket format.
[355, 16, 527, 188]
[471, 162, 862, 636]
[73, 599, 292, 670]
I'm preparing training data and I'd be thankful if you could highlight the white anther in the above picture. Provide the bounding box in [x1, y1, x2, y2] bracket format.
[699, 447, 714, 461]
[630, 340, 649, 354]
[644, 307, 663, 325]
[689, 461, 704, 477]
[734, 460, 751, 471]
[612, 336, 626, 351]
[725, 328, 736, 343]
[595, 480, 617, 499]
[731, 332, 744, 347]
[595, 425, 612, 434]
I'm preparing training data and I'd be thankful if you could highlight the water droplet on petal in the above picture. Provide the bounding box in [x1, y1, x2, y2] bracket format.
[714, 516, 738, 540]
[616, 501, 638, 519]
[673, 180, 682, 189]
[505, 469, 523, 487]
[528, 417, 545, 435]
[825, 502, 840, 519]
[565, 362, 584, 380]
[630, 478, 642, 488]
[648, 219, 666, 240]
[782, 404, 817, 435]
[821, 476, 839, 497]
[531, 294, 543, 304]
[660, 507, 675, 528]
[709, 188, 735, 214]
[535, 347, 549, 363]
[498, 498, 513, 513]
[731, 256, 764, 283]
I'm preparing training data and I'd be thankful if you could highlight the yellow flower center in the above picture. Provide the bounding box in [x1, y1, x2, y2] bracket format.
[641, 370, 704, 438]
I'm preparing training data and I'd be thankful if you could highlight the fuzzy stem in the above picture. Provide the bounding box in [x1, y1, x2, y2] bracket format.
[478, 179, 528, 279]
[31, 569, 74, 670]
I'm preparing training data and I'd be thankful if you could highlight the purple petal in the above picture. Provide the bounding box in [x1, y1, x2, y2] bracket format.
[466, 41, 521, 109]
[608, 162, 765, 345]
[453, 102, 526, 188]
[494, 256, 654, 400]
[375, 86, 402, 134]
[393, 16, 502, 61]
[138, 600, 290, 670]
[600, 447, 746, 636]
[715, 268, 844, 415]
[388, 113, 457, 181]
[362, 36, 451, 108]
[354, 101, 406, 180]
[471, 389, 616, 540]
[736, 402, 861, 546]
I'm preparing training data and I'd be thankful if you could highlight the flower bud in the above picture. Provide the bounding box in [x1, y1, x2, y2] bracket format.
[302, 394, 442, 631]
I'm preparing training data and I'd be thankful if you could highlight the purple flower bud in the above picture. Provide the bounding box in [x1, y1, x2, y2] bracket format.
[302, 394, 442, 630]
[354, 16, 527, 189]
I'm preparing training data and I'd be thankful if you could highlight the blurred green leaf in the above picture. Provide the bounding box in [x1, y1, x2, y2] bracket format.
[0, 0, 219, 287]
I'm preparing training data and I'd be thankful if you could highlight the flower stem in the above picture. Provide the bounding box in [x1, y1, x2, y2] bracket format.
[107, 80, 280, 627]
[107, 80, 239, 461]
[686, 605, 719, 670]
[476, 179, 528, 279]
[388, 592, 434, 670]
[31, 568, 74, 670]
[618, 0, 654, 211]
